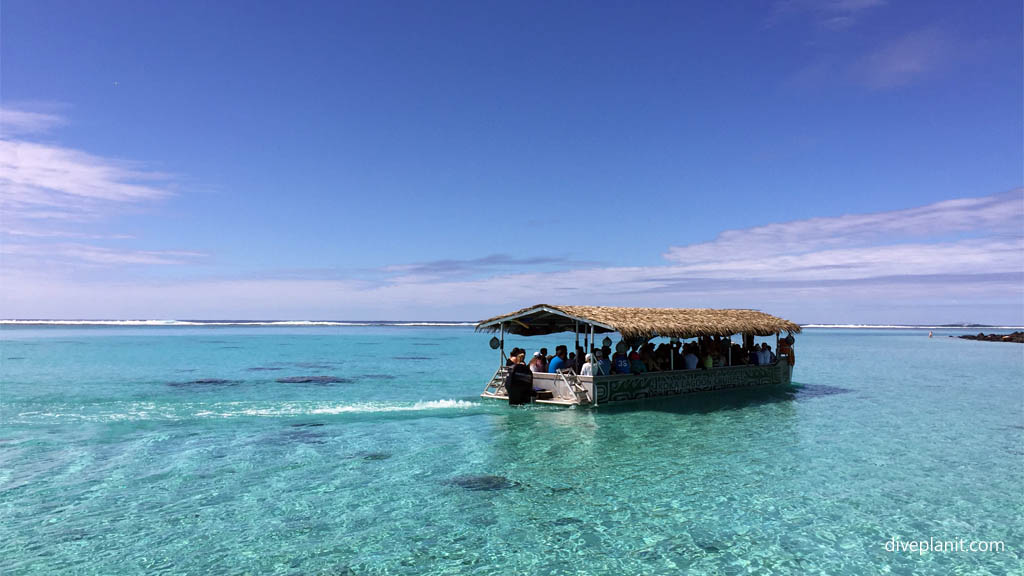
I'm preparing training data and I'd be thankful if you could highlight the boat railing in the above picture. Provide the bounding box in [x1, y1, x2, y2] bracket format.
[483, 366, 509, 396]
[556, 368, 592, 405]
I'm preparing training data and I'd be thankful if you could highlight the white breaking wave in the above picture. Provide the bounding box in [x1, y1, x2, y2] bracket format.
[0, 320, 476, 327]
[802, 324, 1024, 329]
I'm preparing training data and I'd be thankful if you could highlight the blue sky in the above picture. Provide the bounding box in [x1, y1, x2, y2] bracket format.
[1, 0, 1022, 322]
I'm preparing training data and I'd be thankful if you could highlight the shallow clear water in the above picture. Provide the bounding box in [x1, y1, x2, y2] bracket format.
[1, 326, 1021, 575]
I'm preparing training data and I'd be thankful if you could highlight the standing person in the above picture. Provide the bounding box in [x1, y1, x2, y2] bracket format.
[682, 344, 699, 370]
[548, 345, 569, 373]
[504, 350, 534, 405]
[612, 348, 631, 374]
[580, 353, 596, 376]
[506, 348, 522, 367]
[574, 345, 586, 372]
[538, 348, 549, 371]
[596, 349, 612, 376]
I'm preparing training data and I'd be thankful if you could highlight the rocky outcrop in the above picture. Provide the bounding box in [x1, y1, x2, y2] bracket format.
[958, 331, 1024, 343]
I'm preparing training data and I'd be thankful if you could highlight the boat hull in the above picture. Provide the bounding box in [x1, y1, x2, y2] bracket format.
[594, 361, 793, 404]
[481, 361, 794, 406]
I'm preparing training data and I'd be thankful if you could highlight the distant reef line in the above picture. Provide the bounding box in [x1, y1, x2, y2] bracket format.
[956, 331, 1024, 343]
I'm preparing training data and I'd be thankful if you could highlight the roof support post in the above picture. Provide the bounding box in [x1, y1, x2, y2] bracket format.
[728, 334, 732, 366]
[499, 322, 505, 366]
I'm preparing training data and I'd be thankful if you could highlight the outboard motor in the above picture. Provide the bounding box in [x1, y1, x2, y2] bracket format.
[505, 363, 534, 405]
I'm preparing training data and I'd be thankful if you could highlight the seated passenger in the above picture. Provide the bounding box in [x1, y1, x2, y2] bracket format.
[528, 351, 546, 373]
[548, 345, 570, 373]
[629, 351, 647, 373]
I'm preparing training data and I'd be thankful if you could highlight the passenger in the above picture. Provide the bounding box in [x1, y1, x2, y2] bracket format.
[682, 344, 699, 370]
[504, 350, 535, 405]
[539, 348, 549, 369]
[731, 343, 746, 365]
[596, 349, 612, 376]
[758, 343, 776, 365]
[528, 351, 546, 373]
[612, 348, 631, 374]
[580, 353, 596, 376]
[548, 345, 569, 373]
[629, 351, 647, 373]
[506, 347, 522, 367]
[702, 349, 714, 370]
[748, 346, 760, 365]
[574, 345, 586, 372]
[778, 337, 795, 366]
[641, 344, 662, 372]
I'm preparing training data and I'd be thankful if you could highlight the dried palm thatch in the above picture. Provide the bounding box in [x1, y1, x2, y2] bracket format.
[476, 304, 801, 339]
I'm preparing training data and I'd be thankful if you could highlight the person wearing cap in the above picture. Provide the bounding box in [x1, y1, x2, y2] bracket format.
[580, 353, 596, 376]
[528, 351, 546, 373]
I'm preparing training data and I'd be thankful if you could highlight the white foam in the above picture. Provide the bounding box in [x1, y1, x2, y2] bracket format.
[196, 399, 479, 418]
[802, 324, 1024, 329]
[0, 320, 475, 327]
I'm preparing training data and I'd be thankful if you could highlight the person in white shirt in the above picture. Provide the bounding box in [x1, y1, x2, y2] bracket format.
[580, 353, 595, 376]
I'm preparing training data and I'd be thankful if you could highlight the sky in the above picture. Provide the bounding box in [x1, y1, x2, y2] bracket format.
[1, 0, 1022, 323]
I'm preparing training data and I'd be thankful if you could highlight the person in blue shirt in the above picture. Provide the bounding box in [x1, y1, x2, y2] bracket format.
[547, 345, 569, 373]
[612, 350, 631, 374]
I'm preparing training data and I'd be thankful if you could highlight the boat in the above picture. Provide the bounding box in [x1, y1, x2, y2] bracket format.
[477, 304, 800, 406]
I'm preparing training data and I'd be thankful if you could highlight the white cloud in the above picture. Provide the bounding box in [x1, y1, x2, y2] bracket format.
[2, 243, 205, 267]
[854, 27, 950, 89]
[3, 190, 1021, 322]
[664, 189, 1023, 264]
[0, 107, 65, 135]
[0, 106, 187, 269]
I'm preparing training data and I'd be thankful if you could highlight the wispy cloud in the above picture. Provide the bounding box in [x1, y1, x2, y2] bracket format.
[5, 190, 1020, 323]
[664, 189, 1023, 264]
[0, 106, 190, 270]
[0, 107, 65, 135]
[379, 254, 594, 282]
[768, 0, 885, 30]
[2, 243, 205, 267]
[853, 27, 950, 89]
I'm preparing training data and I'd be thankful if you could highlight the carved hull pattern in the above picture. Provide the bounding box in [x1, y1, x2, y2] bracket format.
[593, 362, 792, 404]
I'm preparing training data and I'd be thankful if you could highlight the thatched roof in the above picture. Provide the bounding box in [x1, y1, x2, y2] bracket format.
[476, 304, 801, 339]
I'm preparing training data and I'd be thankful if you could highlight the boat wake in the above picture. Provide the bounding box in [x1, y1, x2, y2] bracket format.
[13, 399, 485, 423]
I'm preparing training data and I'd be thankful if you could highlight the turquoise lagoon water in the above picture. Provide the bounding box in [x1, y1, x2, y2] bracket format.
[1, 326, 1021, 575]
